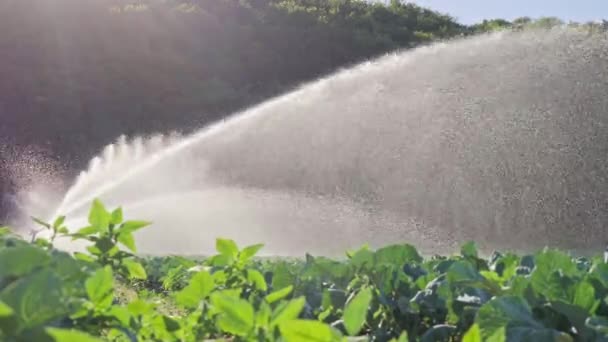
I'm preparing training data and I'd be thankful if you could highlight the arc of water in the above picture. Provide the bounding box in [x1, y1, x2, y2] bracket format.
[49, 88, 307, 221]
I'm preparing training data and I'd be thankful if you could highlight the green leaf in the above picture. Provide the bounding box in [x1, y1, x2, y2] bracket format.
[447, 261, 484, 284]
[272, 262, 295, 290]
[0, 245, 50, 279]
[271, 296, 306, 327]
[279, 319, 341, 342]
[88, 199, 111, 230]
[549, 301, 594, 341]
[175, 270, 214, 308]
[110, 208, 123, 225]
[73, 225, 100, 237]
[210, 292, 255, 336]
[73, 252, 95, 263]
[573, 280, 597, 313]
[118, 220, 150, 235]
[461, 241, 478, 258]
[266, 285, 293, 304]
[247, 269, 268, 291]
[343, 287, 372, 336]
[85, 266, 114, 310]
[123, 259, 147, 280]
[0, 301, 13, 317]
[162, 315, 181, 332]
[1, 269, 69, 332]
[216, 238, 239, 259]
[240, 243, 264, 263]
[476, 296, 566, 341]
[394, 331, 409, 342]
[374, 244, 422, 265]
[531, 249, 578, 300]
[256, 302, 272, 327]
[589, 263, 608, 287]
[127, 299, 154, 316]
[117, 232, 136, 252]
[46, 327, 104, 342]
[52, 216, 66, 230]
[462, 323, 481, 342]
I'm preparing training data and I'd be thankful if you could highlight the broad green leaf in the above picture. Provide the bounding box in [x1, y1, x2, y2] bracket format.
[216, 238, 239, 259]
[272, 262, 296, 290]
[208, 254, 232, 267]
[123, 259, 147, 279]
[589, 263, 608, 287]
[240, 243, 264, 263]
[118, 220, 151, 235]
[461, 241, 478, 258]
[271, 296, 306, 327]
[0, 244, 50, 279]
[88, 199, 111, 230]
[110, 207, 123, 225]
[476, 296, 565, 341]
[0, 301, 13, 317]
[279, 319, 341, 342]
[73, 252, 95, 263]
[462, 323, 481, 342]
[163, 315, 181, 332]
[46, 327, 104, 342]
[573, 280, 597, 313]
[343, 287, 372, 336]
[117, 232, 136, 252]
[447, 261, 484, 284]
[175, 270, 214, 308]
[211, 292, 255, 336]
[127, 299, 155, 316]
[247, 269, 268, 291]
[374, 244, 422, 265]
[108, 306, 131, 326]
[0, 269, 68, 332]
[549, 301, 594, 341]
[85, 266, 114, 309]
[531, 249, 578, 300]
[256, 302, 272, 327]
[266, 285, 293, 304]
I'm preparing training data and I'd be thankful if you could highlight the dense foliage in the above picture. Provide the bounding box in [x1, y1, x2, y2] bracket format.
[1, 200, 608, 341]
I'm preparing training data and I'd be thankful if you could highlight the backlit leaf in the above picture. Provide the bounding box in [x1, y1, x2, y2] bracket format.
[271, 296, 306, 327]
[266, 285, 293, 304]
[46, 327, 104, 342]
[279, 319, 341, 342]
[211, 292, 255, 336]
[175, 270, 214, 308]
[343, 287, 372, 336]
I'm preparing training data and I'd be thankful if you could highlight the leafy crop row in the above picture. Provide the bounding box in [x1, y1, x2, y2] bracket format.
[1, 200, 608, 341]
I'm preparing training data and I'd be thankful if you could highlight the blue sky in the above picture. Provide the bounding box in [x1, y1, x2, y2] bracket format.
[374, 0, 608, 25]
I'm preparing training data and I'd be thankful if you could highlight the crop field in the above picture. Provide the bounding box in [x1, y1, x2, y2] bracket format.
[1, 201, 608, 341]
